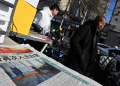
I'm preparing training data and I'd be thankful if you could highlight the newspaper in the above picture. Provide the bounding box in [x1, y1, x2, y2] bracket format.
[0, 68, 16, 86]
[0, 44, 40, 63]
[0, 44, 102, 86]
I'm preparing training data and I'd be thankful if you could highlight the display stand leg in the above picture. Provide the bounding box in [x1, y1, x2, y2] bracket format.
[40, 44, 48, 53]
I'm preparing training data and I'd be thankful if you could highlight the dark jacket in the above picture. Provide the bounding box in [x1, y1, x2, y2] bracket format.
[31, 12, 43, 33]
[65, 20, 98, 75]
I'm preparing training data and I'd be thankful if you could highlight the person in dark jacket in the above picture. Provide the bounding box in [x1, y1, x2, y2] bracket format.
[64, 15, 106, 75]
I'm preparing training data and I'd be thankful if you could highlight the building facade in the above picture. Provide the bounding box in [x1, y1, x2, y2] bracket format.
[110, 0, 120, 32]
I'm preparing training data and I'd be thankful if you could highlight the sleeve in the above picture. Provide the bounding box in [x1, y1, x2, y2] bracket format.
[70, 25, 87, 56]
[32, 12, 43, 32]
[33, 12, 42, 23]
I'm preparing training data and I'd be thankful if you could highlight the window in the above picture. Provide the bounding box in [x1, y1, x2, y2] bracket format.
[118, 11, 120, 15]
[115, 18, 118, 21]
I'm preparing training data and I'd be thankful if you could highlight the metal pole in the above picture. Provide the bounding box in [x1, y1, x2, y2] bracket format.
[59, 0, 71, 29]
[80, 0, 88, 25]
[40, 44, 48, 53]
[59, 15, 64, 29]
[6, 0, 18, 37]
[81, 9, 88, 25]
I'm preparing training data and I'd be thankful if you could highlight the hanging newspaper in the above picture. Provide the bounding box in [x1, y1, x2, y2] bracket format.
[0, 44, 102, 86]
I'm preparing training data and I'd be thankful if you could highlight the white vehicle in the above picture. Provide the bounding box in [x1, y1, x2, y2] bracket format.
[97, 43, 120, 61]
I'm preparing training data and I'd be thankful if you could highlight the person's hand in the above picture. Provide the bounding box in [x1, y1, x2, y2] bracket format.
[38, 31, 42, 34]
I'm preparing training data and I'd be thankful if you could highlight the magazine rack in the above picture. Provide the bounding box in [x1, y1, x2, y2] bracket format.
[0, 0, 14, 8]
[0, 0, 17, 43]
[7, 0, 52, 53]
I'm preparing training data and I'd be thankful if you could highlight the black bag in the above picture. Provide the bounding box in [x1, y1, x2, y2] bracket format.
[99, 55, 117, 71]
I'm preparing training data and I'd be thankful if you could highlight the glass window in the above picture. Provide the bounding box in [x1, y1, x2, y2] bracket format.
[115, 18, 118, 21]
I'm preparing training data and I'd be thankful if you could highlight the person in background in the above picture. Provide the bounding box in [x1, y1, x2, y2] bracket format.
[64, 15, 106, 76]
[29, 4, 60, 51]
[32, 4, 60, 36]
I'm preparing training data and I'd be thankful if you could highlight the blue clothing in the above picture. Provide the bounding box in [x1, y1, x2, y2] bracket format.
[11, 68, 22, 75]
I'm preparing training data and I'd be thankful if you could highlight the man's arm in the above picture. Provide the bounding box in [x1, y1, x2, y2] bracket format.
[32, 12, 43, 33]
[33, 12, 42, 24]
[70, 25, 87, 56]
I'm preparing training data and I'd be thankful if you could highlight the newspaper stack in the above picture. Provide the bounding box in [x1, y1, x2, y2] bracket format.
[0, 44, 102, 86]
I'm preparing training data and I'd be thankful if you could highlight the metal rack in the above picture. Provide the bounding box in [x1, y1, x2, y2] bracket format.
[0, 0, 14, 8]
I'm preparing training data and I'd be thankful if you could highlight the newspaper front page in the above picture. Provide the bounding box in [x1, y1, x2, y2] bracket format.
[0, 68, 16, 86]
[0, 44, 102, 86]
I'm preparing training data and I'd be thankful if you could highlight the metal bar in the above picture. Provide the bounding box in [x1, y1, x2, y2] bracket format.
[81, 9, 88, 25]
[6, 0, 18, 37]
[78, 0, 81, 19]
[0, 0, 14, 8]
[59, 0, 71, 29]
[40, 44, 48, 53]
[80, 0, 87, 10]
[59, 15, 64, 29]
[77, 0, 88, 25]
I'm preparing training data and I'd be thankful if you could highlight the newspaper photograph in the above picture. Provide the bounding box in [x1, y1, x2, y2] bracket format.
[0, 44, 102, 86]
[0, 58, 61, 86]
